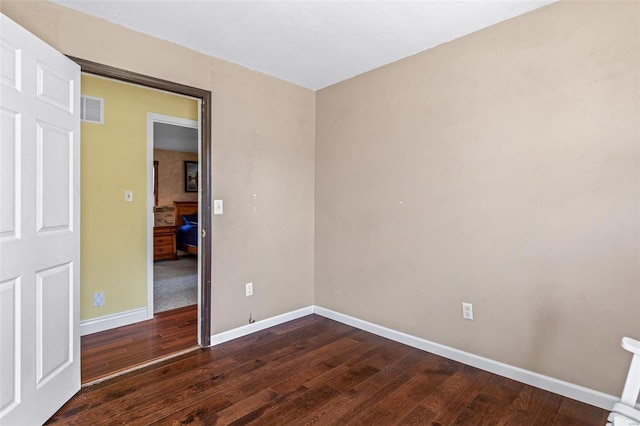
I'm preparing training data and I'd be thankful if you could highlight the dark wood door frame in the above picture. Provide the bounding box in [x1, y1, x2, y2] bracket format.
[71, 57, 212, 347]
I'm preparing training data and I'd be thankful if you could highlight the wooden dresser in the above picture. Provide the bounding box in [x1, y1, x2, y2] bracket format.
[153, 225, 177, 261]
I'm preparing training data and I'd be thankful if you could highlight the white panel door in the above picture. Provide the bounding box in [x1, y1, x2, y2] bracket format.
[0, 13, 81, 425]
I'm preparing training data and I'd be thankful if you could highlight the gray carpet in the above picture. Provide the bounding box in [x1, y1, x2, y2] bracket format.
[154, 256, 198, 313]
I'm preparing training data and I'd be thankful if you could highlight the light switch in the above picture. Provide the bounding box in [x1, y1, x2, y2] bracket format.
[124, 190, 133, 202]
[214, 199, 223, 215]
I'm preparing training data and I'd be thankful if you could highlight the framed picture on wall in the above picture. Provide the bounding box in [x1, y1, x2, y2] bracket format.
[184, 161, 198, 192]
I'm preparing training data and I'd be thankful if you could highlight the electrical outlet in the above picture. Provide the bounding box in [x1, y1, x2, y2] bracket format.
[245, 282, 253, 297]
[462, 303, 473, 320]
[94, 292, 105, 307]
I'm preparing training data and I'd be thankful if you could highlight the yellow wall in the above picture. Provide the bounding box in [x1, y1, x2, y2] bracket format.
[81, 75, 198, 320]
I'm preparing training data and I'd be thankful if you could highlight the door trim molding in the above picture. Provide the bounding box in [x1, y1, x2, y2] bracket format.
[146, 113, 199, 319]
[70, 57, 213, 346]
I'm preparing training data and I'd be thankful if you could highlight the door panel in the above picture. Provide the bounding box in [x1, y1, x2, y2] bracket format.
[0, 277, 20, 415]
[0, 38, 21, 90]
[36, 62, 74, 113]
[36, 121, 73, 233]
[36, 262, 73, 387]
[0, 108, 19, 239]
[0, 13, 80, 425]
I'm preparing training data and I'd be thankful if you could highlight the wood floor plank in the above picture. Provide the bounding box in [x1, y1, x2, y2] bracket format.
[46, 314, 609, 425]
[327, 372, 414, 425]
[99, 321, 345, 425]
[533, 391, 565, 425]
[80, 304, 198, 384]
[552, 397, 610, 426]
[152, 396, 232, 426]
[449, 373, 525, 425]
[50, 349, 231, 423]
[222, 336, 362, 402]
[269, 333, 393, 397]
[398, 404, 436, 425]
[49, 352, 240, 425]
[204, 388, 280, 425]
[269, 359, 337, 395]
[497, 384, 551, 425]
[125, 389, 233, 425]
[367, 347, 443, 388]
[351, 356, 463, 425]
[413, 367, 493, 425]
[296, 380, 382, 425]
[396, 365, 488, 425]
[244, 384, 341, 425]
[226, 386, 310, 425]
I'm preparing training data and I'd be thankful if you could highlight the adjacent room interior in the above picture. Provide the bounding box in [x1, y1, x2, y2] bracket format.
[77, 74, 201, 383]
[152, 121, 199, 314]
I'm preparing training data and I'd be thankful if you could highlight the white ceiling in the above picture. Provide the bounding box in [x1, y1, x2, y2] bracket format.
[53, 0, 556, 90]
[154, 122, 198, 153]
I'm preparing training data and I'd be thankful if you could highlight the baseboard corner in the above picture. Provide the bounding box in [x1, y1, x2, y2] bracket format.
[312, 305, 618, 411]
[209, 306, 314, 346]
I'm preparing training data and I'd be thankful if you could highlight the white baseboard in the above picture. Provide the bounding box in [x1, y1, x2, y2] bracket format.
[210, 306, 314, 346]
[312, 305, 618, 411]
[205, 304, 618, 410]
[80, 307, 148, 336]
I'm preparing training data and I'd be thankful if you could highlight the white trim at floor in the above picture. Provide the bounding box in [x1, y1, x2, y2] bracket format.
[210, 306, 314, 345]
[313, 306, 617, 411]
[209, 304, 618, 411]
[80, 307, 148, 336]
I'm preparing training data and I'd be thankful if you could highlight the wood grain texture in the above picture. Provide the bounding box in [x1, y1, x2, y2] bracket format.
[81, 304, 198, 384]
[52, 314, 607, 425]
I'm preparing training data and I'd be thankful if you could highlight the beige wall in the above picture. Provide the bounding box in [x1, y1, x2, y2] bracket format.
[154, 149, 198, 207]
[3, 0, 638, 399]
[315, 1, 639, 396]
[1, 1, 316, 332]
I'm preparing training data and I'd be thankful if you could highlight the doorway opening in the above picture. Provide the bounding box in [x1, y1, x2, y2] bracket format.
[148, 114, 199, 316]
[73, 58, 212, 384]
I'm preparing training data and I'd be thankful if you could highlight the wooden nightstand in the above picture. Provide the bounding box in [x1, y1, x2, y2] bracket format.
[153, 225, 177, 261]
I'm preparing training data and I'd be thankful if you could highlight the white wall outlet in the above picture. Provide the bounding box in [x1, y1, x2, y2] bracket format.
[245, 282, 253, 297]
[462, 302, 473, 320]
[124, 190, 133, 202]
[214, 199, 223, 215]
[94, 292, 105, 307]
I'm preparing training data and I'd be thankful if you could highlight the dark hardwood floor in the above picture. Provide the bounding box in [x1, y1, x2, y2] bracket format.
[81, 304, 198, 384]
[50, 314, 607, 425]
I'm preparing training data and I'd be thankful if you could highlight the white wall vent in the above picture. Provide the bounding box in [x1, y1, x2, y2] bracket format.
[80, 95, 104, 124]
